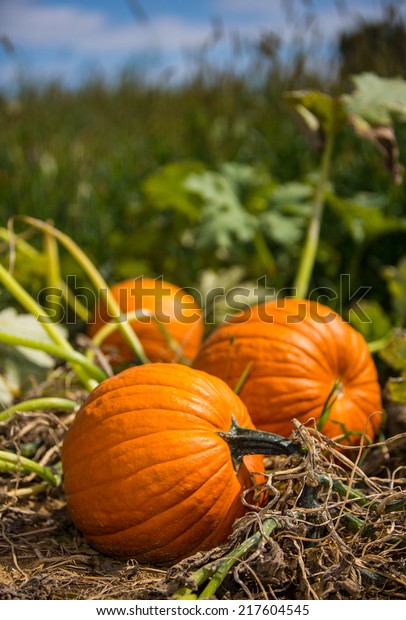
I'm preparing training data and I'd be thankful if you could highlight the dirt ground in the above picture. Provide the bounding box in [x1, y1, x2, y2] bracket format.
[1, 377, 405, 601]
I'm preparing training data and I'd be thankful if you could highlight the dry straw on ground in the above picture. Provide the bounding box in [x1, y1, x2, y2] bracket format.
[0, 370, 405, 600]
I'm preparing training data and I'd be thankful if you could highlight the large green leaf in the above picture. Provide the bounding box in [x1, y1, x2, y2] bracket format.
[349, 300, 392, 342]
[343, 74, 406, 183]
[286, 76, 406, 183]
[219, 162, 270, 190]
[260, 211, 306, 247]
[268, 182, 313, 206]
[344, 73, 406, 126]
[327, 192, 406, 243]
[379, 330, 406, 374]
[259, 181, 312, 247]
[142, 160, 206, 220]
[185, 171, 258, 251]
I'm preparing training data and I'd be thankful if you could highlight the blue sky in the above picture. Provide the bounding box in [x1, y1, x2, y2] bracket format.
[0, 0, 403, 91]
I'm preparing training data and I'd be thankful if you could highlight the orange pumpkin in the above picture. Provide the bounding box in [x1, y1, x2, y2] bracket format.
[61, 364, 279, 565]
[193, 298, 382, 445]
[88, 277, 203, 364]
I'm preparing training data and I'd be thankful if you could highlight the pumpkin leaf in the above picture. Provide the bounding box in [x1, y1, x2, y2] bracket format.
[185, 171, 258, 251]
[219, 162, 270, 191]
[379, 330, 406, 375]
[349, 301, 392, 343]
[286, 77, 406, 183]
[386, 378, 406, 404]
[260, 211, 306, 247]
[0, 308, 66, 406]
[284, 90, 348, 135]
[343, 74, 406, 183]
[269, 182, 313, 206]
[344, 73, 406, 127]
[142, 160, 206, 220]
[219, 163, 274, 215]
[260, 181, 312, 248]
[326, 192, 406, 243]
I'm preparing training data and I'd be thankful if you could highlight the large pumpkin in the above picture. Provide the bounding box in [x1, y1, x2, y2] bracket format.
[87, 277, 203, 364]
[62, 364, 269, 565]
[193, 298, 382, 444]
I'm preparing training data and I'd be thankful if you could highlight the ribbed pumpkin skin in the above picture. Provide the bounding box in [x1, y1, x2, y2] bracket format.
[193, 298, 382, 444]
[88, 278, 203, 364]
[62, 364, 264, 565]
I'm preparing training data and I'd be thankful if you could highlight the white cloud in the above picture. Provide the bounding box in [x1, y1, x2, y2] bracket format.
[2, 0, 399, 59]
[1, 0, 212, 54]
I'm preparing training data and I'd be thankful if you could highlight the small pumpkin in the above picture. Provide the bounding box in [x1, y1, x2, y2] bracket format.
[193, 298, 382, 444]
[62, 364, 295, 565]
[87, 277, 203, 364]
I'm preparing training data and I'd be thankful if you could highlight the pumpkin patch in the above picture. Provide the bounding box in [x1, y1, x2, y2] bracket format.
[193, 298, 382, 444]
[87, 277, 203, 365]
[2, 63, 405, 600]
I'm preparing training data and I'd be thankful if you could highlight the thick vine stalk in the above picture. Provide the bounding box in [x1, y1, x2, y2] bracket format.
[0, 263, 98, 390]
[18, 216, 150, 364]
[0, 450, 60, 486]
[173, 517, 280, 599]
[293, 131, 335, 298]
[0, 396, 78, 423]
[0, 332, 107, 384]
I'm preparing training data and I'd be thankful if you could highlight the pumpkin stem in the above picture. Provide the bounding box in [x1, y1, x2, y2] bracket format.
[217, 415, 302, 473]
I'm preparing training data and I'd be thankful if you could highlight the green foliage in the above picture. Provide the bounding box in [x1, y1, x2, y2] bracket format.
[285, 72, 406, 136]
[2, 15, 406, 498]
[185, 166, 258, 251]
[381, 331, 406, 373]
[284, 91, 348, 134]
[142, 161, 206, 220]
[380, 330, 406, 404]
[387, 378, 406, 403]
[344, 73, 406, 126]
[262, 182, 312, 247]
[0, 71, 405, 334]
[382, 257, 406, 326]
[338, 15, 406, 80]
[326, 192, 406, 244]
[349, 301, 392, 342]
